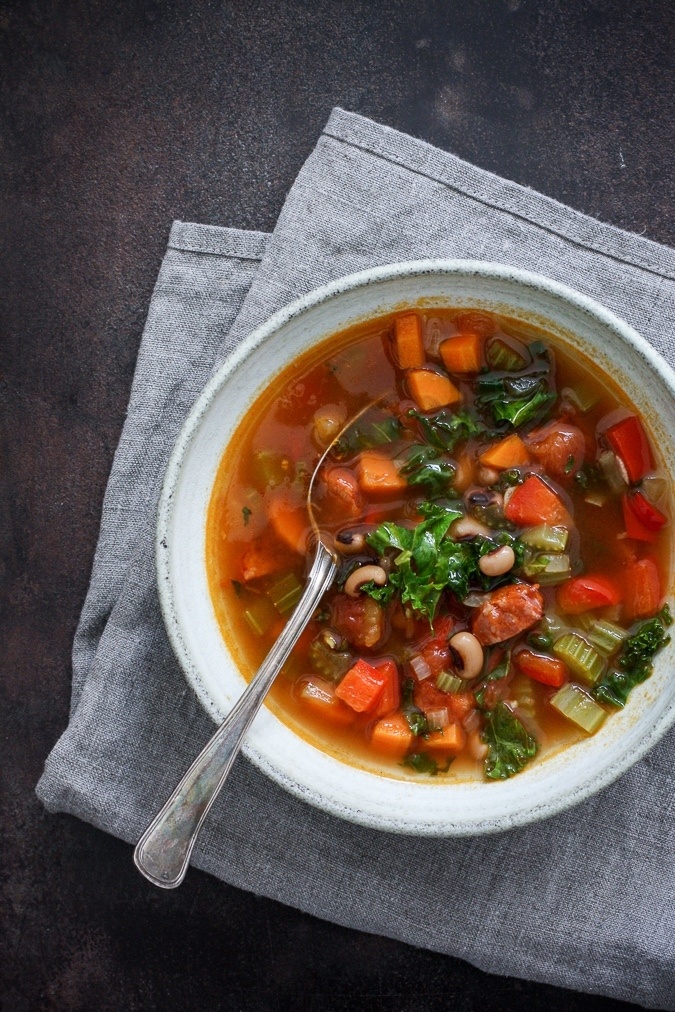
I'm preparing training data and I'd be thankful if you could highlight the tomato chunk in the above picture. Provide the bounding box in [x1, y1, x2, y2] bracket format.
[605, 416, 653, 483]
[556, 574, 622, 615]
[623, 558, 661, 623]
[526, 422, 586, 477]
[515, 649, 566, 687]
[504, 475, 569, 527]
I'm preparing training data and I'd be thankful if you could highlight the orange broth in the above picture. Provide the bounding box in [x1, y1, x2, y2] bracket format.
[206, 308, 672, 781]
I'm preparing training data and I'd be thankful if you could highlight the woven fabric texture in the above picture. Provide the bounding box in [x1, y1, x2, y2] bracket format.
[37, 109, 675, 1009]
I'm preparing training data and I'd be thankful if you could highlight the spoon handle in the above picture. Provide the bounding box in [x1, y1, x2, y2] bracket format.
[134, 540, 337, 888]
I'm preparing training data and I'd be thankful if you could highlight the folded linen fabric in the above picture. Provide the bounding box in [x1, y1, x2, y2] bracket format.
[37, 109, 675, 1009]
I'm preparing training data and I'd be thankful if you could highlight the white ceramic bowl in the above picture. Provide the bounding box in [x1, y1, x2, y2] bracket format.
[157, 260, 675, 835]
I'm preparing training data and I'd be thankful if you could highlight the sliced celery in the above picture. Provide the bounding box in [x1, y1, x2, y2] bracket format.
[582, 619, 627, 657]
[519, 524, 569, 552]
[486, 338, 527, 372]
[252, 450, 288, 491]
[550, 682, 607, 733]
[267, 573, 303, 615]
[243, 596, 277, 636]
[561, 384, 598, 414]
[553, 633, 605, 685]
[523, 552, 571, 584]
[436, 671, 464, 694]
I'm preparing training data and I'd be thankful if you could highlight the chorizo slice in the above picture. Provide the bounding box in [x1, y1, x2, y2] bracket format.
[471, 583, 544, 646]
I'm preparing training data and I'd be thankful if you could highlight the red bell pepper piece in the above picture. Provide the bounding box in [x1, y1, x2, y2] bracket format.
[335, 658, 388, 713]
[623, 558, 661, 623]
[515, 649, 566, 687]
[605, 416, 653, 483]
[622, 492, 666, 542]
[372, 659, 401, 717]
[503, 475, 569, 527]
[556, 574, 622, 614]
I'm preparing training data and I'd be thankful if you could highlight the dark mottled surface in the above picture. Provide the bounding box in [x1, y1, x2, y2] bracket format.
[2, 1, 674, 1008]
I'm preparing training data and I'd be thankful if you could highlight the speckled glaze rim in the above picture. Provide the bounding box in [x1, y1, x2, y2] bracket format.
[157, 259, 675, 836]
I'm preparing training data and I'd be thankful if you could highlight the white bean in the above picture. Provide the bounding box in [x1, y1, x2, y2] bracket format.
[478, 545, 515, 577]
[478, 466, 500, 485]
[450, 516, 491, 539]
[449, 631, 484, 680]
[344, 564, 388, 598]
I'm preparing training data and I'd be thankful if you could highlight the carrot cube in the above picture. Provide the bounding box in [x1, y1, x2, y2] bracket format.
[424, 723, 466, 754]
[267, 492, 308, 554]
[440, 333, 482, 374]
[479, 433, 531, 470]
[623, 558, 661, 623]
[371, 712, 414, 758]
[358, 451, 407, 497]
[335, 658, 387, 713]
[407, 369, 461, 411]
[394, 313, 425, 368]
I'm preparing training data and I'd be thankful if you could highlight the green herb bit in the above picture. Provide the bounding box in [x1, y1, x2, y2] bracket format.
[527, 630, 553, 651]
[266, 573, 303, 615]
[482, 701, 537, 779]
[496, 468, 526, 491]
[401, 677, 429, 737]
[242, 505, 252, 526]
[408, 407, 484, 453]
[403, 752, 453, 776]
[550, 683, 607, 733]
[486, 338, 527, 372]
[553, 633, 605, 685]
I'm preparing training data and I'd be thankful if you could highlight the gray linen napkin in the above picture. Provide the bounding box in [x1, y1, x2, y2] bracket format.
[37, 109, 675, 1009]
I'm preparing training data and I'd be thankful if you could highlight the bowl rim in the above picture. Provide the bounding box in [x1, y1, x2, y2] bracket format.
[157, 258, 675, 835]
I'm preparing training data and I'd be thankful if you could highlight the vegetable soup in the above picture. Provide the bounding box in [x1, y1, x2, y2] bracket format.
[206, 309, 672, 781]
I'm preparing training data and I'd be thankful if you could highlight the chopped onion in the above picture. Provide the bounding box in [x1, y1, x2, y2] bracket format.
[462, 708, 481, 733]
[641, 473, 667, 507]
[598, 450, 628, 492]
[410, 654, 432, 681]
[463, 591, 487, 608]
[425, 707, 449, 730]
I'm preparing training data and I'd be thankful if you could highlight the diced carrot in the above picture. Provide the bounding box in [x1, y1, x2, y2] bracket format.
[623, 558, 661, 623]
[394, 313, 425, 369]
[298, 678, 355, 727]
[335, 658, 387, 713]
[440, 333, 482, 374]
[515, 649, 566, 687]
[372, 660, 401, 717]
[424, 723, 466, 754]
[358, 451, 407, 497]
[371, 712, 414, 758]
[479, 433, 531, 470]
[407, 369, 461, 411]
[267, 492, 308, 554]
[240, 539, 288, 582]
[504, 475, 569, 527]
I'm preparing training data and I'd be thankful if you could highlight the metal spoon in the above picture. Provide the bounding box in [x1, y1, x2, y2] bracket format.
[134, 402, 379, 888]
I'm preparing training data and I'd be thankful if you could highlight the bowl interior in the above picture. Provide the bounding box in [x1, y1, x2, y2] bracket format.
[158, 261, 675, 835]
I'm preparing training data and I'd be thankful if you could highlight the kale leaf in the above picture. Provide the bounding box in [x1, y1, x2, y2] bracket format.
[482, 701, 538, 779]
[403, 752, 453, 775]
[408, 408, 484, 453]
[399, 445, 456, 497]
[332, 416, 402, 460]
[593, 606, 672, 708]
[401, 677, 429, 737]
[365, 502, 468, 622]
[475, 373, 555, 430]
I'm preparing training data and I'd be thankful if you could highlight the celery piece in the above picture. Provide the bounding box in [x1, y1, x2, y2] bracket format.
[542, 612, 566, 641]
[550, 682, 607, 733]
[553, 633, 605, 685]
[583, 619, 627, 657]
[243, 596, 277, 636]
[252, 450, 288, 492]
[486, 338, 527, 372]
[523, 552, 571, 585]
[561, 384, 598, 414]
[436, 671, 464, 694]
[267, 573, 303, 615]
[519, 524, 569, 552]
